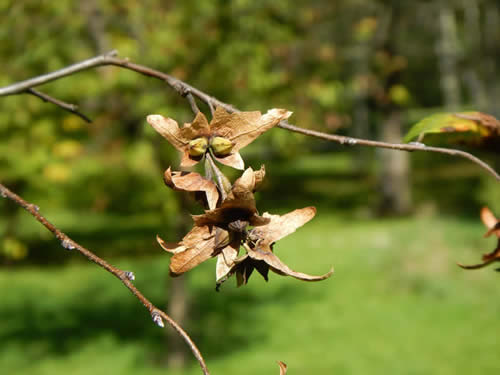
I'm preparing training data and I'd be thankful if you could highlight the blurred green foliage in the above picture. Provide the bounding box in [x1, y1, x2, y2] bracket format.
[1, 1, 500, 373]
[1, 213, 500, 374]
[0, 1, 499, 260]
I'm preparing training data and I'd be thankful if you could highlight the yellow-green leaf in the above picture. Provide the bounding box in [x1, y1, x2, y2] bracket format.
[403, 111, 500, 143]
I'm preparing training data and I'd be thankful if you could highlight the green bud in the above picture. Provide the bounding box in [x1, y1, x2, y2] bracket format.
[210, 136, 234, 156]
[188, 137, 208, 157]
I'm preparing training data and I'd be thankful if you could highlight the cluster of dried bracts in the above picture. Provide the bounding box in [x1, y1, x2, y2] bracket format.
[147, 107, 333, 290]
[458, 207, 500, 271]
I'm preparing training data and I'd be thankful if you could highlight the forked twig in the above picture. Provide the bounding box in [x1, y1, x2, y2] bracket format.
[26, 88, 92, 123]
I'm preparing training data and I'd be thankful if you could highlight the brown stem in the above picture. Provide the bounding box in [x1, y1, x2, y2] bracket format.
[0, 51, 497, 181]
[205, 152, 227, 201]
[0, 182, 210, 375]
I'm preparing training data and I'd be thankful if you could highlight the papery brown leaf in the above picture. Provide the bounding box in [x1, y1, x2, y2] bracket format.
[179, 111, 211, 140]
[251, 207, 317, 245]
[458, 238, 500, 270]
[166, 226, 230, 276]
[216, 206, 332, 287]
[147, 115, 186, 151]
[213, 151, 245, 170]
[156, 235, 185, 254]
[254, 165, 266, 190]
[210, 107, 292, 153]
[157, 226, 214, 254]
[164, 167, 219, 210]
[148, 108, 291, 169]
[180, 150, 200, 167]
[459, 207, 500, 270]
[248, 244, 333, 282]
[486, 223, 500, 238]
[278, 361, 287, 375]
[231, 167, 258, 204]
[192, 167, 270, 228]
[480, 207, 500, 238]
[148, 112, 210, 168]
[216, 238, 241, 284]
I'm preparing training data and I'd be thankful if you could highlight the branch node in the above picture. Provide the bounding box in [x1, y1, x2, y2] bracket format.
[31, 204, 40, 212]
[207, 100, 215, 116]
[105, 50, 119, 57]
[124, 271, 135, 281]
[151, 311, 164, 328]
[61, 238, 76, 250]
[346, 138, 357, 146]
[408, 141, 426, 148]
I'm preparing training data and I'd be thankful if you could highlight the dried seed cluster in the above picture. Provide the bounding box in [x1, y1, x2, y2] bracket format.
[148, 107, 333, 289]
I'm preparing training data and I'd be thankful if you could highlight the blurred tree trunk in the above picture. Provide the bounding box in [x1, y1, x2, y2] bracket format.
[352, 40, 371, 173]
[378, 111, 412, 215]
[462, 0, 488, 110]
[376, 4, 412, 216]
[164, 194, 191, 369]
[436, 3, 461, 110]
[80, 0, 110, 54]
[483, 1, 500, 117]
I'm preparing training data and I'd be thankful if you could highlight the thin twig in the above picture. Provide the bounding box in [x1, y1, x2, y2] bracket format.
[180, 87, 200, 115]
[26, 88, 92, 123]
[0, 182, 210, 375]
[276, 121, 500, 181]
[0, 50, 497, 180]
[206, 152, 227, 201]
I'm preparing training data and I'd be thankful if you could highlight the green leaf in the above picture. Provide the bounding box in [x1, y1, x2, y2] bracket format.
[403, 111, 500, 143]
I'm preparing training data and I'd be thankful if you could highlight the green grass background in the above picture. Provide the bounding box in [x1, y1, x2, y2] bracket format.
[2, 212, 499, 375]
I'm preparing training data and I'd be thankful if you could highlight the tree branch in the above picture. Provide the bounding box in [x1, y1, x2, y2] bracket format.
[0, 182, 210, 375]
[0, 50, 497, 181]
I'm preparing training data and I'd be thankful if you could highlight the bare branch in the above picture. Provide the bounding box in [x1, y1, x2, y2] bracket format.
[26, 88, 92, 123]
[0, 51, 496, 181]
[276, 121, 500, 181]
[0, 182, 210, 375]
[0, 50, 119, 95]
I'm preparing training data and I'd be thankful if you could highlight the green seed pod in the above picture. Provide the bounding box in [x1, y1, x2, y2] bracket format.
[210, 136, 234, 156]
[188, 137, 208, 157]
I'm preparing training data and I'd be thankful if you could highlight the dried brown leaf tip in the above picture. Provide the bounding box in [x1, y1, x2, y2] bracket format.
[157, 225, 234, 276]
[278, 361, 288, 375]
[163, 167, 219, 210]
[147, 107, 291, 169]
[216, 207, 334, 289]
[458, 207, 500, 271]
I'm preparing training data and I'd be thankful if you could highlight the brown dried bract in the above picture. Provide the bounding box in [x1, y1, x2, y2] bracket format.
[147, 107, 291, 169]
[157, 225, 232, 276]
[217, 207, 334, 288]
[458, 207, 500, 270]
[278, 361, 288, 375]
[164, 167, 219, 210]
[192, 167, 269, 228]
